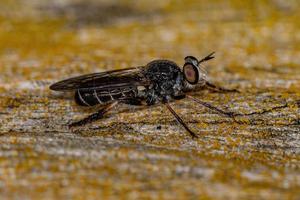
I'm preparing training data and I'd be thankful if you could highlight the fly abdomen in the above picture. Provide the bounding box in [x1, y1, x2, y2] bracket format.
[75, 88, 137, 106]
[75, 90, 97, 106]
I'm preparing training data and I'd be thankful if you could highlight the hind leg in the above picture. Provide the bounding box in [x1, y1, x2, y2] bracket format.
[69, 101, 118, 127]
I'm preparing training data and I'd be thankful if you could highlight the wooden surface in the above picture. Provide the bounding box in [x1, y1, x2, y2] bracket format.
[0, 0, 300, 199]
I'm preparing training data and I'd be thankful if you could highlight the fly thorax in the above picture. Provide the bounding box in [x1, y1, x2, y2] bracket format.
[173, 73, 185, 92]
[137, 85, 147, 97]
[145, 59, 183, 101]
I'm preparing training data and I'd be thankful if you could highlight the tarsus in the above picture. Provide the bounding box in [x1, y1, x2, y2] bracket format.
[187, 95, 288, 124]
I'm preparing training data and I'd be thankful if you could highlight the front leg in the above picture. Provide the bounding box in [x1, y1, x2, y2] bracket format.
[205, 81, 239, 93]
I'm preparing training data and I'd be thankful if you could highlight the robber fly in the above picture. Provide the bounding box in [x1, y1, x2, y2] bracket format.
[50, 52, 238, 138]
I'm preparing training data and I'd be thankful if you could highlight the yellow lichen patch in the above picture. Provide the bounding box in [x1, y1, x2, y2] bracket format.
[0, 0, 300, 199]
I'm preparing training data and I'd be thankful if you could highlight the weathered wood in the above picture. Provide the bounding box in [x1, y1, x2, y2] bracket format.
[0, 0, 300, 199]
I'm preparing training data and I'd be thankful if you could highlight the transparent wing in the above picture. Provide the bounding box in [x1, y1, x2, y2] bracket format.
[50, 66, 150, 91]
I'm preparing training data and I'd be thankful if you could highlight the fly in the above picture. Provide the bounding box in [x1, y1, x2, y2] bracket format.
[50, 52, 240, 138]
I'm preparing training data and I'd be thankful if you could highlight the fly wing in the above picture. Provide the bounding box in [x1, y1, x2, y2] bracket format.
[50, 66, 149, 91]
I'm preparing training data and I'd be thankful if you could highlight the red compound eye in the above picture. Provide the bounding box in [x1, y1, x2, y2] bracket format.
[183, 64, 199, 84]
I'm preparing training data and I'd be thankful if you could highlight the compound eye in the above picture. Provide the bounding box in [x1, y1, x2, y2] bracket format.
[183, 64, 199, 85]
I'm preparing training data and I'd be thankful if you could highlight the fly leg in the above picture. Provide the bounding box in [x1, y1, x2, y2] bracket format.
[187, 95, 290, 122]
[165, 103, 198, 138]
[187, 95, 237, 119]
[205, 81, 239, 93]
[69, 101, 118, 128]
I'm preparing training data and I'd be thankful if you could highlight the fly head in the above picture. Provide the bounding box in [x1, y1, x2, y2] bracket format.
[183, 52, 214, 85]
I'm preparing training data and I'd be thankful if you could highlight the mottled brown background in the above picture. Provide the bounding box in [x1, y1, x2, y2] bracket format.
[0, 0, 300, 199]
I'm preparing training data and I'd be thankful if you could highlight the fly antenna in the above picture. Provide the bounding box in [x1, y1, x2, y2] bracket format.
[198, 52, 215, 65]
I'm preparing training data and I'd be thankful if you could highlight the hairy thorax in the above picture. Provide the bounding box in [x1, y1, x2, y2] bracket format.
[139, 60, 185, 105]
